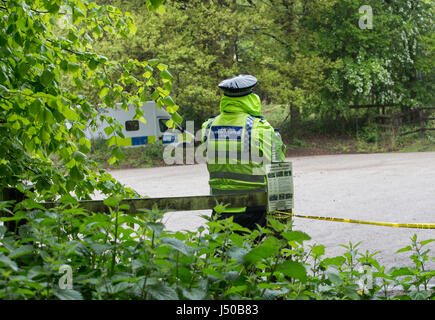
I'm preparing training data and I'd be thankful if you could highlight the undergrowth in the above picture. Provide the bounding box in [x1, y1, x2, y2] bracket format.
[0, 199, 433, 300]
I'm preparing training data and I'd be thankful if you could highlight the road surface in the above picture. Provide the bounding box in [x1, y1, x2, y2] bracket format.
[109, 152, 435, 271]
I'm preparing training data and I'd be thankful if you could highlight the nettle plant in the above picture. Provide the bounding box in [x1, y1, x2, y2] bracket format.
[0, 199, 433, 300]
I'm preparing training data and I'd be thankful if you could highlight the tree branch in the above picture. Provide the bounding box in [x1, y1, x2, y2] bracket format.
[31, 9, 67, 15]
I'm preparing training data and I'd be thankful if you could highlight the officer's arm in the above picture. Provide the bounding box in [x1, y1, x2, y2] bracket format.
[255, 119, 286, 163]
[201, 118, 213, 144]
[252, 119, 272, 163]
[276, 131, 286, 162]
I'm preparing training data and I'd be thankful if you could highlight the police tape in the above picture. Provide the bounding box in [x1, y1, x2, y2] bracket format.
[271, 211, 435, 229]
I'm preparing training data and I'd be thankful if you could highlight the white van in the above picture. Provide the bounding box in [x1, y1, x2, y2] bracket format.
[84, 101, 193, 147]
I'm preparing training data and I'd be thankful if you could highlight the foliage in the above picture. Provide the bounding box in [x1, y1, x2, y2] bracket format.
[0, 200, 433, 300]
[90, 0, 434, 136]
[0, 0, 433, 301]
[92, 0, 258, 126]
[302, 0, 434, 116]
[0, 0, 176, 200]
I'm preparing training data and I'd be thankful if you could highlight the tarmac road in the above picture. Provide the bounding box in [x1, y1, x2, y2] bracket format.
[109, 152, 435, 271]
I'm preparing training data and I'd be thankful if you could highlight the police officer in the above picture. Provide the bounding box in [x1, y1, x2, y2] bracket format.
[201, 75, 286, 231]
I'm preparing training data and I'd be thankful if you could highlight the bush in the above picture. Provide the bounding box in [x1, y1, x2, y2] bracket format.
[0, 199, 433, 300]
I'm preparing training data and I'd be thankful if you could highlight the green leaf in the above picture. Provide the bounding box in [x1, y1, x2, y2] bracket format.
[90, 243, 111, 255]
[150, 90, 160, 101]
[171, 112, 183, 125]
[181, 287, 206, 300]
[0, 84, 9, 95]
[128, 23, 137, 35]
[203, 267, 225, 281]
[88, 59, 99, 71]
[147, 58, 159, 66]
[389, 267, 415, 277]
[20, 198, 46, 210]
[213, 202, 229, 214]
[162, 96, 175, 107]
[108, 156, 117, 165]
[47, 2, 60, 14]
[0, 254, 19, 271]
[112, 146, 125, 161]
[9, 245, 33, 259]
[166, 105, 179, 114]
[147, 283, 178, 300]
[27, 266, 44, 280]
[409, 290, 431, 300]
[161, 237, 194, 256]
[281, 231, 311, 244]
[267, 218, 285, 232]
[60, 60, 69, 72]
[157, 63, 168, 71]
[112, 282, 132, 293]
[17, 62, 31, 77]
[225, 285, 248, 296]
[72, 151, 87, 163]
[106, 135, 117, 147]
[99, 87, 110, 99]
[420, 239, 435, 247]
[276, 260, 307, 282]
[146, 222, 164, 237]
[228, 246, 249, 263]
[244, 236, 281, 264]
[311, 245, 325, 257]
[326, 269, 343, 285]
[68, 63, 80, 73]
[69, 165, 83, 182]
[28, 99, 42, 116]
[395, 245, 412, 254]
[160, 69, 173, 82]
[42, 107, 55, 124]
[40, 70, 55, 87]
[104, 197, 120, 208]
[165, 119, 175, 129]
[104, 126, 115, 136]
[321, 256, 346, 268]
[53, 289, 83, 300]
[67, 31, 79, 43]
[149, 0, 165, 9]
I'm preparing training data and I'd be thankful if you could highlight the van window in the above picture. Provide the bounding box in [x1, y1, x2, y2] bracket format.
[158, 118, 169, 133]
[125, 120, 139, 131]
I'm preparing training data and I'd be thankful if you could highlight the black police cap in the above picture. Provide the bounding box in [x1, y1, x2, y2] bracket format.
[218, 75, 258, 97]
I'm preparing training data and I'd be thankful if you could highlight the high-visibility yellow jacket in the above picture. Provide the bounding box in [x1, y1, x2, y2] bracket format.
[201, 93, 286, 213]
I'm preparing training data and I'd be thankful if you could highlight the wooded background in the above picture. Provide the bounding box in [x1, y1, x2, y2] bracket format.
[91, 0, 434, 134]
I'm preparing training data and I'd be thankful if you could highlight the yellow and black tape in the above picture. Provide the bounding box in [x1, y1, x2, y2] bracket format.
[271, 210, 435, 229]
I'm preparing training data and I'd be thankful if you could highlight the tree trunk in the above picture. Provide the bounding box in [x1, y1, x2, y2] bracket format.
[289, 104, 300, 136]
[0, 187, 28, 234]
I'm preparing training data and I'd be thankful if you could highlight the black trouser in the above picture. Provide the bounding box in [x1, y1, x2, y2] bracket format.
[211, 206, 267, 231]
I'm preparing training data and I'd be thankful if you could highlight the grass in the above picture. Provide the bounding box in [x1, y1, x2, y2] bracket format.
[398, 136, 435, 153]
[88, 138, 166, 170]
[283, 132, 435, 157]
